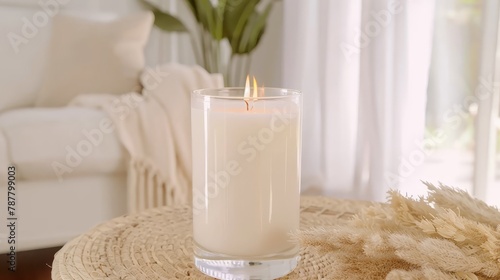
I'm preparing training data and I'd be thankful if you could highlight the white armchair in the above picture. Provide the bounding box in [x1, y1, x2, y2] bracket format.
[0, 3, 152, 252]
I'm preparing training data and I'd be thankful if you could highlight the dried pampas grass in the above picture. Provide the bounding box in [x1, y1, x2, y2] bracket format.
[294, 182, 500, 279]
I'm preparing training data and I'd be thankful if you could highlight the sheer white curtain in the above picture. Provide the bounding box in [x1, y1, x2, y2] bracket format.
[474, 0, 500, 202]
[283, 0, 435, 201]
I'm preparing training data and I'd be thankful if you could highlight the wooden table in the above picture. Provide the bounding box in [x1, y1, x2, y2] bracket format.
[52, 196, 369, 279]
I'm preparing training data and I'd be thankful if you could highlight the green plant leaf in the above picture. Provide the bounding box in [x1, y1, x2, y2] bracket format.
[194, 0, 216, 37]
[246, 3, 272, 52]
[224, 0, 258, 39]
[214, 0, 227, 41]
[184, 0, 197, 18]
[227, 0, 260, 53]
[236, 2, 273, 53]
[153, 9, 189, 32]
[237, 11, 258, 53]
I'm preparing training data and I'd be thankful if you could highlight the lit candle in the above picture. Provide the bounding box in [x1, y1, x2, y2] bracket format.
[191, 77, 302, 279]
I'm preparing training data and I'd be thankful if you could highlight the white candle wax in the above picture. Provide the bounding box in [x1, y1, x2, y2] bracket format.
[192, 97, 301, 257]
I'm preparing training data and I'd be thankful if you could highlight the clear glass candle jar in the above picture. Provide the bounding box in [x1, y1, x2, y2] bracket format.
[191, 87, 302, 279]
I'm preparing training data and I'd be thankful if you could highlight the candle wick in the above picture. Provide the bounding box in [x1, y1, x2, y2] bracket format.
[244, 100, 254, 111]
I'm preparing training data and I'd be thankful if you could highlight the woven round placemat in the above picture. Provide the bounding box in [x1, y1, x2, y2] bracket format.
[52, 196, 371, 279]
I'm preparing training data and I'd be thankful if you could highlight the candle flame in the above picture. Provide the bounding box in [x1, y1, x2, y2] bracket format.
[244, 76, 250, 99]
[253, 77, 258, 98]
[244, 75, 259, 111]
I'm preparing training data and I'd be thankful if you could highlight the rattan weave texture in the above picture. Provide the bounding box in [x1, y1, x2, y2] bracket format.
[52, 196, 370, 279]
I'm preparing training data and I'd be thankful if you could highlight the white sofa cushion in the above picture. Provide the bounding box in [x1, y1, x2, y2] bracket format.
[35, 11, 153, 107]
[0, 107, 126, 181]
[0, 6, 52, 112]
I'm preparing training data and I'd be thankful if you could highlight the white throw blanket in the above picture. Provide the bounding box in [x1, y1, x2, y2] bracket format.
[71, 63, 223, 213]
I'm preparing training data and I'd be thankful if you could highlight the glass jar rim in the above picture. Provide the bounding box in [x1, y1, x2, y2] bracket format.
[192, 87, 302, 100]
